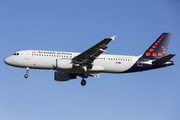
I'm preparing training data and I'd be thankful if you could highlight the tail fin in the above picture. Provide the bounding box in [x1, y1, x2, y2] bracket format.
[142, 33, 171, 59]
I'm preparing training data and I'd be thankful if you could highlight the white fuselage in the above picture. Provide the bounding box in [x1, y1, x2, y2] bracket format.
[5, 50, 140, 73]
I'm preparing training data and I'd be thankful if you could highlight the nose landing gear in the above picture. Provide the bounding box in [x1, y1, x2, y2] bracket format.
[24, 67, 29, 78]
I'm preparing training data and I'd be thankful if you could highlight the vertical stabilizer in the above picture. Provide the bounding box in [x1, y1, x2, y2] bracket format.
[142, 33, 171, 59]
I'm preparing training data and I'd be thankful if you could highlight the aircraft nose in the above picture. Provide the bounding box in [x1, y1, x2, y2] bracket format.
[4, 57, 10, 65]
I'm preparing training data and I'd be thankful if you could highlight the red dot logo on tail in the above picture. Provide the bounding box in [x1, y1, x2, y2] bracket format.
[152, 53, 157, 56]
[149, 48, 154, 52]
[152, 45, 156, 48]
[144, 33, 170, 58]
[158, 53, 162, 56]
[146, 52, 151, 56]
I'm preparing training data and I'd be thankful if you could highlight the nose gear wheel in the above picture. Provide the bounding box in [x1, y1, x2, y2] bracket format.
[24, 67, 29, 78]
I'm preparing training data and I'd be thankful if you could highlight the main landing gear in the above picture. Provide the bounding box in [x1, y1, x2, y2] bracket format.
[83, 72, 89, 78]
[81, 78, 86, 86]
[24, 67, 29, 78]
[80, 73, 100, 86]
[80, 72, 89, 86]
[81, 70, 89, 86]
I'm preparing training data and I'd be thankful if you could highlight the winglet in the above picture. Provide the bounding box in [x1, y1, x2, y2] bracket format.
[110, 36, 116, 40]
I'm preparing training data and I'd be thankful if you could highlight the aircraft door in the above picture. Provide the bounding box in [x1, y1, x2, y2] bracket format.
[25, 51, 30, 56]
[24, 51, 30, 60]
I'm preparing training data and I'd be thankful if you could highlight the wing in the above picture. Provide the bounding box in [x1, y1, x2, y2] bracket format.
[72, 36, 116, 66]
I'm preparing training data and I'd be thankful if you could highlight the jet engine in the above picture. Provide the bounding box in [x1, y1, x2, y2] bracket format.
[54, 71, 76, 81]
[55, 59, 73, 69]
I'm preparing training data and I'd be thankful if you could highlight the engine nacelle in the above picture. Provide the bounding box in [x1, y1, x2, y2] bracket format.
[55, 59, 73, 69]
[54, 71, 76, 81]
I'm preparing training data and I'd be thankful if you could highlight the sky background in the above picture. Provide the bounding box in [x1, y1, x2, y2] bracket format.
[0, 0, 180, 120]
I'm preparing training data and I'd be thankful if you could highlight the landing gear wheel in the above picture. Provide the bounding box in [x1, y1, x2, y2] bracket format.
[24, 67, 29, 78]
[84, 72, 89, 78]
[24, 74, 28, 78]
[81, 79, 86, 86]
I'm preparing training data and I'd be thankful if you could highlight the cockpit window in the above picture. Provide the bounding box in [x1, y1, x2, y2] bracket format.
[13, 53, 19, 55]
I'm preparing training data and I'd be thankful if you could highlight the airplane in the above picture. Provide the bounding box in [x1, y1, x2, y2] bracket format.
[4, 33, 175, 86]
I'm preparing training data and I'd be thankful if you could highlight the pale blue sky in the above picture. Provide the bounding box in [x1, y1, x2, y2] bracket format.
[1, 0, 180, 120]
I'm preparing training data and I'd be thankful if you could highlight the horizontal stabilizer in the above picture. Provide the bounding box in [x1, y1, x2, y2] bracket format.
[152, 54, 176, 64]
